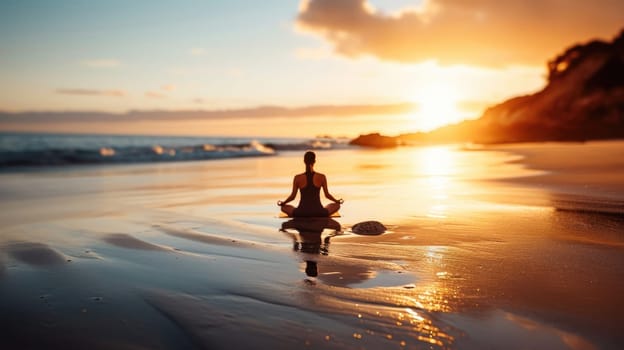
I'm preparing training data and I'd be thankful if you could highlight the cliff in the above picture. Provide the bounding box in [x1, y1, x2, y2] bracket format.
[352, 28, 624, 147]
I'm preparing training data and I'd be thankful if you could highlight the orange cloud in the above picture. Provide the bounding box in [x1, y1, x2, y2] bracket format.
[161, 84, 176, 92]
[297, 0, 624, 66]
[56, 88, 125, 97]
[145, 91, 166, 99]
[0, 103, 416, 123]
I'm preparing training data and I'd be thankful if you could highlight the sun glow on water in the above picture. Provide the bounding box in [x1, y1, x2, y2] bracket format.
[419, 146, 456, 176]
[411, 146, 457, 219]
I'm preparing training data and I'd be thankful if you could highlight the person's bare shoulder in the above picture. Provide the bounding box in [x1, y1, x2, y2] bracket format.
[315, 172, 327, 184]
[294, 173, 305, 185]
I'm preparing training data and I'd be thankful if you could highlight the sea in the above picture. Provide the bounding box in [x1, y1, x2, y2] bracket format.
[0, 132, 351, 168]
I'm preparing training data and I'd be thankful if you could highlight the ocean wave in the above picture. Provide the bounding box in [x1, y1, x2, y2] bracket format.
[0, 142, 274, 167]
[0, 134, 350, 167]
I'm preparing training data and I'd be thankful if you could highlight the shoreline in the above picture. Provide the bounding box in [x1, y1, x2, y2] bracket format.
[1, 142, 623, 349]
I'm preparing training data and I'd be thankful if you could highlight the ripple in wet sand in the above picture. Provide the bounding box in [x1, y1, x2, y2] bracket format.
[103, 233, 168, 251]
[4, 242, 67, 266]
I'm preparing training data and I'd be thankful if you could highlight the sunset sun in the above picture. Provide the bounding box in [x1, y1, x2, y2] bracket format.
[412, 82, 464, 131]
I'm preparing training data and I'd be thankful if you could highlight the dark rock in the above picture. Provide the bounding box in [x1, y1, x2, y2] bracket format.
[349, 133, 398, 148]
[352, 221, 386, 235]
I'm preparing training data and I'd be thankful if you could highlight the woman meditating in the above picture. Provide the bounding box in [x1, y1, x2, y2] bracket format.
[277, 151, 343, 217]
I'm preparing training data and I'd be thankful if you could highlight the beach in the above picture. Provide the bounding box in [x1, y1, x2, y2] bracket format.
[1, 140, 623, 349]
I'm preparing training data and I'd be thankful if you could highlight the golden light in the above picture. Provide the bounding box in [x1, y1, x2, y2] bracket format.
[414, 146, 457, 219]
[419, 146, 456, 177]
[412, 82, 465, 131]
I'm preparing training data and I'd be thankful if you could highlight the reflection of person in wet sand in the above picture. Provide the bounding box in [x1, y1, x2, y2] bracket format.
[277, 151, 343, 217]
[280, 218, 342, 279]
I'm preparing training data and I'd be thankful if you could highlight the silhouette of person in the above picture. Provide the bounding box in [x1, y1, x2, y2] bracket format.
[280, 218, 342, 279]
[277, 151, 343, 217]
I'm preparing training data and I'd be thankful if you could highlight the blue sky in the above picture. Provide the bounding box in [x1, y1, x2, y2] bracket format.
[1, 0, 622, 136]
[1, 1, 315, 110]
[0, 0, 537, 112]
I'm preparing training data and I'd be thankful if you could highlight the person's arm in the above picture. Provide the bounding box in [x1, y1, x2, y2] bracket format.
[321, 175, 342, 203]
[278, 176, 298, 206]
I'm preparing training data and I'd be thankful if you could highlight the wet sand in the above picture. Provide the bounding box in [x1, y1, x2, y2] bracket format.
[1, 141, 623, 349]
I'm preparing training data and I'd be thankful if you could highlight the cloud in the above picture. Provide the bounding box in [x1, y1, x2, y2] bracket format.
[161, 84, 176, 92]
[145, 91, 166, 99]
[296, 0, 624, 66]
[81, 59, 121, 68]
[145, 85, 176, 98]
[56, 88, 126, 97]
[0, 103, 416, 123]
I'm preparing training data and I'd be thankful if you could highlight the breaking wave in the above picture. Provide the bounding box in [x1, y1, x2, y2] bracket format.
[0, 133, 350, 168]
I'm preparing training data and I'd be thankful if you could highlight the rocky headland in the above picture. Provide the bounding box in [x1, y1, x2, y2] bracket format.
[351, 29, 624, 147]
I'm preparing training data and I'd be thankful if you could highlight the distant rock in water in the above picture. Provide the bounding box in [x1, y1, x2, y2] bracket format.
[351, 28, 624, 145]
[350, 133, 398, 148]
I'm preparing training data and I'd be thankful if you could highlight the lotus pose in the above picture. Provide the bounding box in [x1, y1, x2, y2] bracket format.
[278, 151, 343, 217]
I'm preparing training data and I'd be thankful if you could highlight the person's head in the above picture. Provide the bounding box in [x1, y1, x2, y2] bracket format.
[304, 151, 316, 172]
[304, 151, 316, 165]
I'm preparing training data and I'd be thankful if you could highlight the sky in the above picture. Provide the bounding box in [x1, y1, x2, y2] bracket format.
[1, 0, 623, 137]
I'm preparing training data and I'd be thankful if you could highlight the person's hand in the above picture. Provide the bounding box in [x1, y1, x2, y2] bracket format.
[277, 200, 284, 206]
[336, 198, 344, 204]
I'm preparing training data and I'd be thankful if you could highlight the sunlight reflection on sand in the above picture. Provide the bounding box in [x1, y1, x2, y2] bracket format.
[1, 142, 623, 348]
